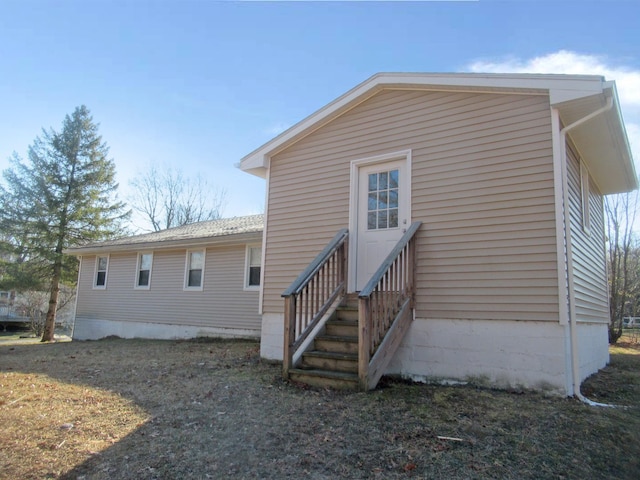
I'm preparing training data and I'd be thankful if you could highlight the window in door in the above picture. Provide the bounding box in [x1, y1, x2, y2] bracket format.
[367, 169, 399, 230]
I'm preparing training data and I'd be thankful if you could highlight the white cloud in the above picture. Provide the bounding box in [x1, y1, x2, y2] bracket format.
[264, 122, 292, 136]
[467, 50, 640, 173]
[468, 50, 640, 110]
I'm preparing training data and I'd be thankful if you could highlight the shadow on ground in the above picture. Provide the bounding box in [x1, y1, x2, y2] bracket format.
[2, 338, 639, 479]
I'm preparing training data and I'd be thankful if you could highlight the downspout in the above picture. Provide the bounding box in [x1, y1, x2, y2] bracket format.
[558, 95, 615, 406]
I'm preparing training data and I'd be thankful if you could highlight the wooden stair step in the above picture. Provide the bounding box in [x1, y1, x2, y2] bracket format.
[343, 293, 360, 309]
[317, 334, 358, 342]
[289, 368, 358, 390]
[302, 350, 358, 373]
[334, 307, 359, 321]
[325, 319, 358, 336]
[314, 335, 359, 354]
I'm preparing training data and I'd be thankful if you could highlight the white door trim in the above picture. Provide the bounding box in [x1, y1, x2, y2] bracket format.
[348, 149, 412, 291]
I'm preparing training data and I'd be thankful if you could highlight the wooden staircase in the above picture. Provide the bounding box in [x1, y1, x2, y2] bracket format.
[288, 296, 360, 390]
[282, 222, 421, 391]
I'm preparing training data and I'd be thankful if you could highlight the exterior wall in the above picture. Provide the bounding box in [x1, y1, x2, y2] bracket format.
[566, 138, 610, 324]
[387, 318, 568, 393]
[265, 88, 559, 324]
[563, 137, 610, 390]
[73, 243, 261, 340]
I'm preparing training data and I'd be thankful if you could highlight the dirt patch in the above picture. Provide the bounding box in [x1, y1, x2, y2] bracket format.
[1, 338, 639, 479]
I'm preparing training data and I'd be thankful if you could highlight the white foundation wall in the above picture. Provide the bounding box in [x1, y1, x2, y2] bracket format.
[576, 322, 610, 383]
[259, 314, 609, 395]
[73, 317, 260, 341]
[387, 318, 570, 394]
[260, 313, 285, 360]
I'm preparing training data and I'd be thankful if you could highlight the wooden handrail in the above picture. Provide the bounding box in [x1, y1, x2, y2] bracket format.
[358, 221, 421, 390]
[282, 229, 348, 378]
[359, 222, 421, 298]
[282, 229, 348, 297]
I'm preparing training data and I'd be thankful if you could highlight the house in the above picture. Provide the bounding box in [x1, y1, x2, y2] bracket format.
[66, 214, 264, 340]
[239, 73, 637, 395]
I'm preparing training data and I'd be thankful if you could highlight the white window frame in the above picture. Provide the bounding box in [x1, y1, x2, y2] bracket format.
[244, 244, 262, 291]
[135, 252, 153, 290]
[93, 254, 109, 290]
[580, 161, 591, 234]
[184, 249, 205, 291]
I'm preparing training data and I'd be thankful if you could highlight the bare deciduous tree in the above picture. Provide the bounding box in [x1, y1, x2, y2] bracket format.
[128, 164, 227, 232]
[15, 287, 76, 337]
[606, 190, 639, 343]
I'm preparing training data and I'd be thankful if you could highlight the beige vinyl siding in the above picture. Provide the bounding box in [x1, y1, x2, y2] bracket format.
[566, 139, 609, 323]
[264, 89, 560, 322]
[75, 244, 260, 331]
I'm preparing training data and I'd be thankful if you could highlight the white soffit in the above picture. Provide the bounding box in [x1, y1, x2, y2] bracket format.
[556, 88, 637, 194]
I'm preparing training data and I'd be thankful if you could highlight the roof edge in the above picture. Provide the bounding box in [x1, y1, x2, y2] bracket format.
[607, 82, 638, 191]
[239, 72, 608, 175]
[64, 230, 263, 256]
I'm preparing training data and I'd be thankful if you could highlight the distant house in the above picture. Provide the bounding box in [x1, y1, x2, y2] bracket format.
[239, 73, 637, 395]
[0, 290, 14, 306]
[66, 215, 264, 340]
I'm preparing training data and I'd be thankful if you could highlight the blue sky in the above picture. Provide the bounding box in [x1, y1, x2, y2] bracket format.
[1, 0, 639, 231]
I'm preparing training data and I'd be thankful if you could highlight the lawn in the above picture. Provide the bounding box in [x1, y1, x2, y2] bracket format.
[1, 334, 639, 479]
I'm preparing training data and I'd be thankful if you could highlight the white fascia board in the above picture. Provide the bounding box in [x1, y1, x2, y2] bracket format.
[607, 82, 638, 190]
[239, 75, 384, 173]
[238, 72, 608, 175]
[373, 72, 605, 103]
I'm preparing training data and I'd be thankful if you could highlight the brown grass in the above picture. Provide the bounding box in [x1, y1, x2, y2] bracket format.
[1, 336, 639, 479]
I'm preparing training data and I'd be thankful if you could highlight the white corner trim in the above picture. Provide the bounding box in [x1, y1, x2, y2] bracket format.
[258, 166, 270, 315]
[550, 108, 569, 328]
[69, 256, 82, 339]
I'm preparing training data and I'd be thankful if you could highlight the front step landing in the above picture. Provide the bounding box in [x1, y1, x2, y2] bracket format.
[289, 368, 358, 390]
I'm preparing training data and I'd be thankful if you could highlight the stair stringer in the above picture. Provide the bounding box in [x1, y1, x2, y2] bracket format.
[291, 295, 345, 368]
[365, 297, 413, 390]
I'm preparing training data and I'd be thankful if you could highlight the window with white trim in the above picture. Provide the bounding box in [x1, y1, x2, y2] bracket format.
[94, 255, 109, 289]
[185, 249, 205, 290]
[580, 161, 591, 233]
[135, 253, 153, 289]
[245, 245, 262, 290]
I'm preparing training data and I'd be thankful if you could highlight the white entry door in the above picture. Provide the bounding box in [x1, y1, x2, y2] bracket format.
[354, 158, 410, 290]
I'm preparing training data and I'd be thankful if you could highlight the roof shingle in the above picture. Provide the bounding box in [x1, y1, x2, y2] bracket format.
[65, 214, 264, 254]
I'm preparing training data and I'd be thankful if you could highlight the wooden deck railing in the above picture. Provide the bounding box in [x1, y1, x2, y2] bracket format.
[358, 221, 421, 390]
[282, 229, 348, 377]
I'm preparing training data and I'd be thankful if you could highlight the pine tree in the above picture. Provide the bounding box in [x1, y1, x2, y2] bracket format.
[0, 106, 129, 341]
